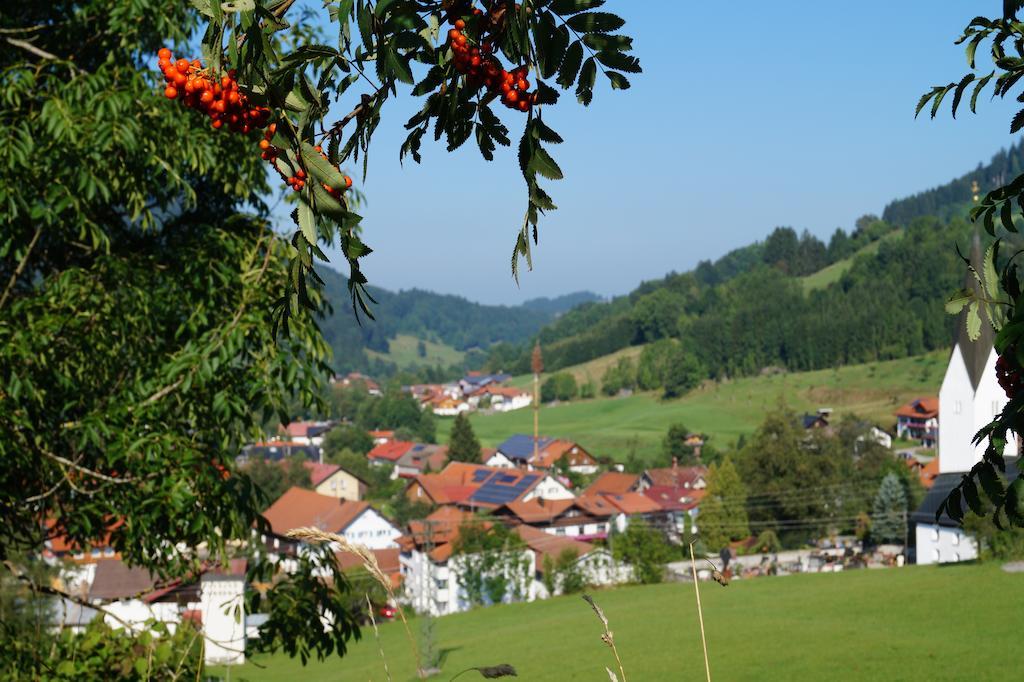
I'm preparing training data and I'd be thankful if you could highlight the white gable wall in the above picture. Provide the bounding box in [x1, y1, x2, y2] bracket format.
[939, 345, 1012, 474]
[342, 509, 401, 550]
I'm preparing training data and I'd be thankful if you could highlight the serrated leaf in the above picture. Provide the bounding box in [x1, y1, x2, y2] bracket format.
[595, 50, 641, 73]
[530, 146, 563, 180]
[557, 41, 584, 88]
[549, 0, 605, 14]
[566, 11, 625, 33]
[946, 288, 975, 314]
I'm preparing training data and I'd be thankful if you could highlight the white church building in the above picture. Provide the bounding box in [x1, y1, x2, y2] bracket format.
[913, 237, 1016, 564]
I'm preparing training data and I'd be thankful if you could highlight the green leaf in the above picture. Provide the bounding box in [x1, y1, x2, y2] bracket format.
[605, 71, 630, 90]
[576, 57, 596, 105]
[945, 288, 975, 314]
[298, 198, 316, 244]
[595, 50, 641, 73]
[549, 0, 605, 14]
[530, 146, 563, 180]
[566, 11, 624, 33]
[966, 300, 982, 341]
[557, 41, 584, 89]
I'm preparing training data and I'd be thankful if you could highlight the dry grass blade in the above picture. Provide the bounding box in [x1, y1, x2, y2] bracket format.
[366, 593, 392, 682]
[449, 663, 518, 679]
[286, 527, 423, 676]
[581, 594, 626, 682]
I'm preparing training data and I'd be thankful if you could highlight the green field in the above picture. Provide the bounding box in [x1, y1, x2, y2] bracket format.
[367, 334, 465, 369]
[438, 351, 946, 461]
[801, 230, 904, 293]
[211, 562, 1020, 681]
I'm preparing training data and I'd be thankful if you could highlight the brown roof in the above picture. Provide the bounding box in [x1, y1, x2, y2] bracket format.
[644, 466, 707, 489]
[515, 525, 594, 572]
[895, 397, 939, 419]
[600, 491, 663, 515]
[262, 487, 371, 536]
[89, 560, 157, 601]
[584, 471, 639, 496]
[574, 494, 618, 518]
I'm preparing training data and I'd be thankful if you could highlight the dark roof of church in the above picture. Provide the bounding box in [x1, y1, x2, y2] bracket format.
[912, 458, 1019, 527]
[954, 233, 995, 393]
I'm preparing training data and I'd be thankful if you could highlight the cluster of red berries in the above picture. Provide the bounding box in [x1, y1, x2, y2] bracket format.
[447, 17, 535, 111]
[996, 352, 1023, 399]
[157, 48, 270, 133]
[257, 124, 352, 195]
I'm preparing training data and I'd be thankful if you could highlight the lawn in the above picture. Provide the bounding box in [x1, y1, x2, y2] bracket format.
[437, 350, 947, 462]
[210, 562, 1020, 681]
[366, 334, 465, 369]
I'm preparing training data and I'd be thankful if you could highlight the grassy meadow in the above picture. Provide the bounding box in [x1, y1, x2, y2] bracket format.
[366, 334, 466, 369]
[438, 350, 947, 461]
[210, 562, 1020, 681]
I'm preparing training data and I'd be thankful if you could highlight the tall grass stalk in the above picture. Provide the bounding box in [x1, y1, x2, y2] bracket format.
[688, 542, 712, 682]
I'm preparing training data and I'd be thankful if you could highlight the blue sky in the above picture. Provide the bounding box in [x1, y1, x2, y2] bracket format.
[297, 1, 1019, 305]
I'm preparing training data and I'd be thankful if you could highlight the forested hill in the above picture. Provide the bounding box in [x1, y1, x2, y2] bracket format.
[316, 266, 599, 376]
[485, 144, 1024, 384]
[882, 141, 1024, 225]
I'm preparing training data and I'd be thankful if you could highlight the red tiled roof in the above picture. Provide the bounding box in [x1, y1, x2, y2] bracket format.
[600, 491, 662, 515]
[644, 466, 707, 488]
[262, 487, 371, 536]
[367, 440, 415, 462]
[515, 525, 594, 572]
[496, 498, 575, 524]
[895, 397, 939, 419]
[643, 486, 705, 512]
[584, 471, 639, 496]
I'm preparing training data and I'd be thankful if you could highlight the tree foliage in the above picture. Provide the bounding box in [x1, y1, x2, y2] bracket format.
[448, 412, 482, 463]
[698, 457, 750, 551]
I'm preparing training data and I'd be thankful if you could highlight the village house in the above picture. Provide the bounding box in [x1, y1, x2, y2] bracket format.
[303, 462, 368, 501]
[895, 397, 939, 447]
[404, 462, 574, 510]
[332, 372, 382, 396]
[262, 487, 401, 553]
[391, 443, 449, 479]
[277, 420, 335, 447]
[366, 440, 415, 467]
[398, 507, 533, 617]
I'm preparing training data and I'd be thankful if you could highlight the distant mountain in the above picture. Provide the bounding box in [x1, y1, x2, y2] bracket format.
[486, 144, 1024, 383]
[883, 141, 1024, 226]
[316, 268, 592, 376]
[520, 291, 602, 316]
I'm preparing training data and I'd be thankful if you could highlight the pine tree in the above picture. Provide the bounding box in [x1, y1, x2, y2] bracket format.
[448, 413, 482, 463]
[871, 473, 908, 543]
[697, 457, 750, 551]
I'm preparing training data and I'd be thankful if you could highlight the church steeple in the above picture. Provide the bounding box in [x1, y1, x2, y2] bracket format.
[954, 231, 995, 393]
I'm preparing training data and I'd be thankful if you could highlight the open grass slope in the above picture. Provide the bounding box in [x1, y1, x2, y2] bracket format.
[800, 230, 904, 293]
[439, 350, 947, 462]
[366, 334, 466, 369]
[505, 345, 647, 390]
[212, 562, 1020, 681]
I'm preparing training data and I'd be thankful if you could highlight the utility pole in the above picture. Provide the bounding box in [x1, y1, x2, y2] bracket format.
[531, 341, 543, 464]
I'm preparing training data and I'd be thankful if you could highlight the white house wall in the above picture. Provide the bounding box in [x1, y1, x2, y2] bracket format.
[200, 576, 246, 665]
[341, 509, 401, 550]
[914, 523, 978, 565]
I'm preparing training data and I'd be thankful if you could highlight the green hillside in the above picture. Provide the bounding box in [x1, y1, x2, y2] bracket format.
[800, 230, 904, 293]
[440, 351, 946, 461]
[213, 562, 1019, 681]
[366, 334, 466, 369]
